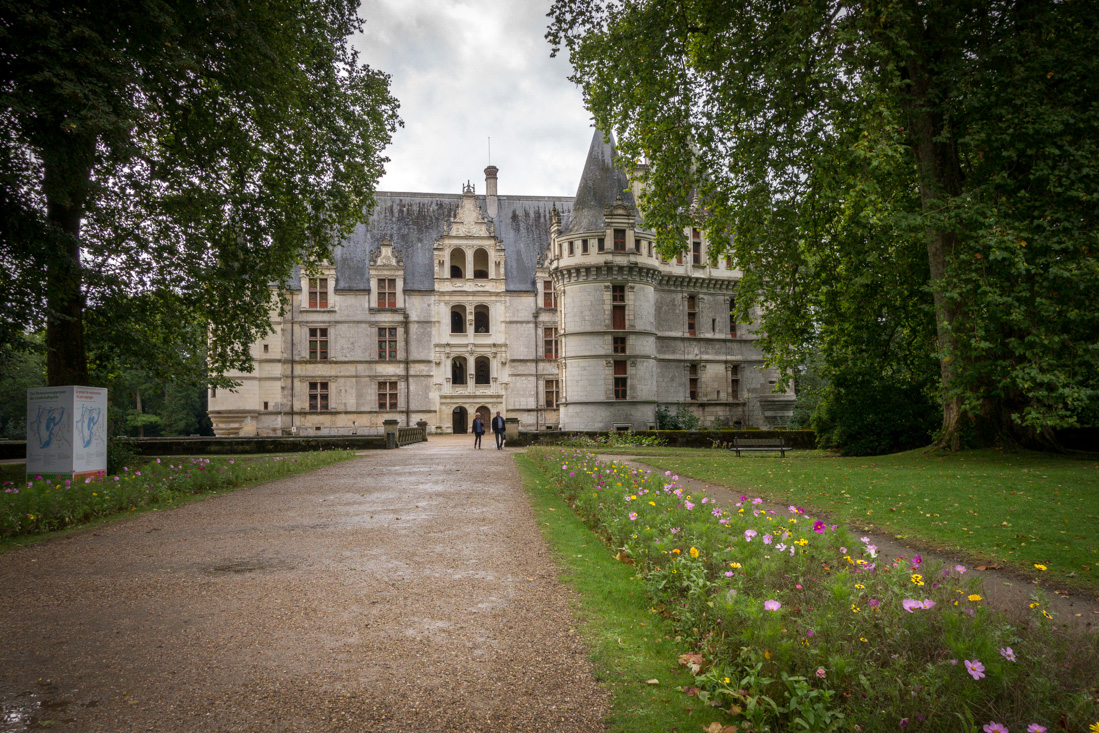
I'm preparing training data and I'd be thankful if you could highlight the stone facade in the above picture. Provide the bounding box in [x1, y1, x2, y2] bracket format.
[208, 132, 793, 436]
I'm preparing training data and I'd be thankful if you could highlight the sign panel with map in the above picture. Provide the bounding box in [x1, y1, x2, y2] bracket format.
[26, 386, 108, 479]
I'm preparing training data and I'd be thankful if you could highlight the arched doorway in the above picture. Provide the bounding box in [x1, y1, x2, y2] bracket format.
[476, 406, 491, 429]
[452, 406, 468, 434]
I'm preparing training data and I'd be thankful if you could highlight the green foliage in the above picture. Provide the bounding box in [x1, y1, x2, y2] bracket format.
[0, 339, 45, 439]
[812, 369, 940, 456]
[0, 0, 400, 384]
[560, 430, 666, 448]
[548, 0, 1099, 448]
[655, 403, 701, 431]
[2, 451, 354, 540]
[528, 447, 1099, 730]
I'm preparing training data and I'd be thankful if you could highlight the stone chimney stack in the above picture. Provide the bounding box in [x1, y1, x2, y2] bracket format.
[484, 165, 499, 219]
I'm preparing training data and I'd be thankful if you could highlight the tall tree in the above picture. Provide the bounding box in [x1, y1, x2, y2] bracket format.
[548, 0, 1099, 449]
[0, 0, 400, 385]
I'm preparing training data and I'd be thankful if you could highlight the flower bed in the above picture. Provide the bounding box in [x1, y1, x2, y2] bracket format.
[2, 451, 354, 538]
[532, 448, 1099, 732]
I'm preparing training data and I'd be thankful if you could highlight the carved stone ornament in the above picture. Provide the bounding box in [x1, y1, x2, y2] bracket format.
[448, 186, 494, 238]
[369, 238, 404, 267]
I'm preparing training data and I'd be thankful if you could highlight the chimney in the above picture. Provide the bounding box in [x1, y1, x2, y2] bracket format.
[484, 165, 499, 219]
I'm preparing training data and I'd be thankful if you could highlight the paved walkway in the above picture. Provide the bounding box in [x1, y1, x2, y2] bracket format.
[0, 437, 609, 732]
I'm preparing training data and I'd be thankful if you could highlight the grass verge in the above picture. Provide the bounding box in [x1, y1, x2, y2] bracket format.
[597, 446, 1099, 595]
[516, 453, 712, 733]
[1, 450, 356, 550]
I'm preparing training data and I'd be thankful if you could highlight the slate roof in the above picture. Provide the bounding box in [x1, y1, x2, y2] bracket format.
[564, 129, 645, 236]
[289, 192, 572, 293]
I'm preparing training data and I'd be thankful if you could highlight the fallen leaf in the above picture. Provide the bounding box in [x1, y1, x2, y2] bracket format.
[683, 686, 700, 697]
[646, 679, 659, 685]
[548, 508, 556, 511]
[614, 551, 635, 565]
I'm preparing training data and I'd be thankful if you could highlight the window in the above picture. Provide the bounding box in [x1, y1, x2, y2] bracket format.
[677, 252, 683, 265]
[452, 357, 467, 385]
[689, 364, 699, 401]
[474, 356, 490, 385]
[648, 241, 653, 257]
[613, 361, 628, 400]
[308, 278, 327, 309]
[613, 228, 626, 252]
[568, 240, 574, 256]
[612, 285, 625, 303]
[730, 365, 740, 400]
[451, 305, 467, 334]
[729, 298, 738, 337]
[545, 379, 559, 408]
[597, 237, 605, 252]
[474, 305, 490, 333]
[377, 278, 396, 308]
[543, 280, 557, 309]
[263, 401, 268, 411]
[581, 239, 589, 254]
[308, 328, 328, 361]
[210, 387, 216, 398]
[378, 381, 397, 411]
[613, 336, 626, 354]
[263, 343, 269, 354]
[726, 255, 733, 269]
[473, 248, 489, 278]
[309, 381, 329, 411]
[450, 249, 465, 278]
[544, 327, 559, 360]
[612, 304, 626, 330]
[687, 295, 697, 336]
[378, 327, 397, 360]
[692, 228, 702, 265]
[634, 236, 640, 253]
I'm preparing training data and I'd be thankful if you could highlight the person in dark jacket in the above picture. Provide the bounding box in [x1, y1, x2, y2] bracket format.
[491, 411, 506, 449]
[472, 415, 485, 449]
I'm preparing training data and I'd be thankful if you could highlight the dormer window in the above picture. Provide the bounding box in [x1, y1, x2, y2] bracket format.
[377, 278, 396, 308]
[473, 248, 490, 278]
[692, 228, 702, 265]
[308, 278, 328, 308]
[613, 229, 626, 252]
[450, 249, 465, 278]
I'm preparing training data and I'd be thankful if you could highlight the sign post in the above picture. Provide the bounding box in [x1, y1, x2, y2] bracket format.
[26, 386, 108, 480]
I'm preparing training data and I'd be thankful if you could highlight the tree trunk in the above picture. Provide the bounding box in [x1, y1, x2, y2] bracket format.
[135, 387, 144, 438]
[41, 133, 95, 387]
[900, 34, 968, 451]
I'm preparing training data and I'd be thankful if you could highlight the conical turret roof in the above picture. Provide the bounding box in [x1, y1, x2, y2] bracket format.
[563, 129, 642, 235]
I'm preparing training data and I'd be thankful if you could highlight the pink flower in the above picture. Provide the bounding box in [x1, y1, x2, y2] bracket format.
[1000, 647, 1015, 662]
[764, 600, 781, 611]
[965, 659, 986, 680]
[982, 724, 1008, 733]
[763, 533, 773, 545]
[899, 719, 909, 729]
[628, 512, 638, 521]
[815, 669, 826, 679]
[921, 599, 936, 610]
[744, 529, 757, 541]
[752, 498, 762, 505]
[955, 564, 966, 574]
[788, 505, 798, 513]
[724, 571, 734, 577]
[1027, 725, 1047, 733]
[684, 500, 695, 510]
[902, 599, 921, 613]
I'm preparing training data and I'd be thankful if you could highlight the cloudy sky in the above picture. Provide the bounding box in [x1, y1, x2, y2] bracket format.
[352, 0, 595, 197]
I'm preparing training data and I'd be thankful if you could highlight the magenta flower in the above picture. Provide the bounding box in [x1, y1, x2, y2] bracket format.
[899, 719, 909, 729]
[1000, 647, 1015, 662]
[965, 659, 986, 680]
[813, 520, 825, 534]
[764, 600, 781, 611]
[982, 724, 1008, 733]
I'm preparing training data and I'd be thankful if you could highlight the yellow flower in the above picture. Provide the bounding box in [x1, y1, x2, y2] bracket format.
[860, 637, 868, 643]
[968, 594, 982, 602]
[1042, 610, 1053, 620]
[689, 547, 700, 558]
[856, 559, 867, 565]
[854, 584, 865, 589]
[648, 501, 655, 506]
[789, 518, 798, 523]
[844, 556, 854, 565]
[795, 539, 808, 546]
[850, 604, 860, 613]
[911, 574, 925, 586]
[723, 677, 730, 684]
[1034, 563, 1047, 571]
[630, 494, 637, 500]
[671, 549, 681, 555]
[1029, 602, 1040, 609]
[729, 562, 741, 569]
[1088, 722, 1099, 733]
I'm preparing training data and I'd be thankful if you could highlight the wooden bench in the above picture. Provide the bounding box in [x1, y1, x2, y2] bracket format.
[711, 437, 789, 457]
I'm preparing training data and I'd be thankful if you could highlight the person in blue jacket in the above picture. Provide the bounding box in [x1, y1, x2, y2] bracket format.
[472, 414, 485, 449]
[491, 411, 506, 449]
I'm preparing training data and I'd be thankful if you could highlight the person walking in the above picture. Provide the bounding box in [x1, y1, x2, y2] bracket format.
[472, 414, 485, 449]
[491, 411, 506, 450]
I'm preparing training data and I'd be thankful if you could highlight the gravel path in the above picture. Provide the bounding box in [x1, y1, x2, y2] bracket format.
[0, 437, 610, 732]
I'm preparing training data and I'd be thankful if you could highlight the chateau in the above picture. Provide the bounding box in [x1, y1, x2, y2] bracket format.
[208, 131, 794, 436]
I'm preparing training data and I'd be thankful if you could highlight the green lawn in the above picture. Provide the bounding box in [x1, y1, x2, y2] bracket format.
[607, 446, 1099, 594]
[516, 455, 708, 733]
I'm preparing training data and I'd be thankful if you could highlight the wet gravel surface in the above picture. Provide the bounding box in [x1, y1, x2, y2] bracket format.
[0, 438, 609, 732]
